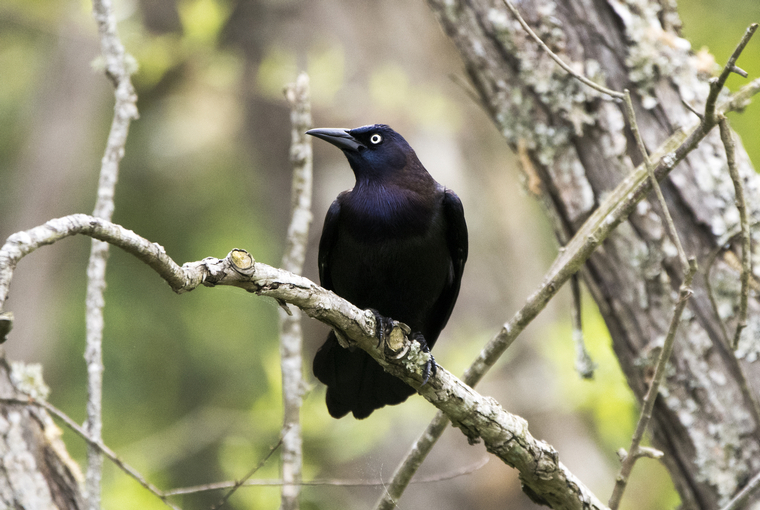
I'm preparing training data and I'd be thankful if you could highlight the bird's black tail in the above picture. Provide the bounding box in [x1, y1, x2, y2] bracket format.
[313, 331, 415, 419]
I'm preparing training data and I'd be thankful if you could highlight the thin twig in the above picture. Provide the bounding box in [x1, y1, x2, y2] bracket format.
[703, 229, 760, 437]
[680, 98, 704, 120]
[509, 0, 693, 276]
[705, 23, 758, 125]
[374, 410, 451, 509]
[571, 274, 595, 379]
[718, 118, 751, 350]
[720, 468, 760, 510]
[278, 72, 313, 510]
[501, 0, 624, 100]
[608, 259, 698, 510]
[211, 435, 286, 510]
[86, 0, 139, 507]
[0, 397, 180, 510]
[167, 456, 488, 496]
[623, 90, 689, 273]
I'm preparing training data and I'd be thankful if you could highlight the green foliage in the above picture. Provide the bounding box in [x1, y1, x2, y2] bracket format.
[678, 0, 760, 165]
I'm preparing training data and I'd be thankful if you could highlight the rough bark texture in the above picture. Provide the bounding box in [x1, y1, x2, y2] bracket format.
[0, 353, 84, 509]
[427, 0, 760, 508]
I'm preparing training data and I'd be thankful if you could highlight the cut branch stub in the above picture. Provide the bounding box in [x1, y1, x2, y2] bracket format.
[229, 249, 255, 275]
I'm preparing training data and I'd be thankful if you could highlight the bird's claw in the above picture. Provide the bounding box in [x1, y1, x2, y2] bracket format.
[370, 309, 394, 348]
[411, 332, 437, 386]
[371, 311, 437, 385]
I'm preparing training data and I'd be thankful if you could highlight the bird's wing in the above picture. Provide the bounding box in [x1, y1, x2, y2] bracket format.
[428, 188, 469, 342]
[318, 198, 342, 291]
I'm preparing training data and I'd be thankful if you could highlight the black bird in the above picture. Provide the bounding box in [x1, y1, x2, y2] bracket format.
[307, 124, 468, 419]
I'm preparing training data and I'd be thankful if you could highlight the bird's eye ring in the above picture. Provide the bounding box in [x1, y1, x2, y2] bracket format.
[370, 133, 382, 145]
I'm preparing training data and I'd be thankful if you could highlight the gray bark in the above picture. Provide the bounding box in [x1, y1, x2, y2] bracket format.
[427, 0, 760, 508]
[0, 353, 84, 509]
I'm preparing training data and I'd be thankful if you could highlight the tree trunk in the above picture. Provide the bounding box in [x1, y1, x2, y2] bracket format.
[427, 0, 760, 508]
[0, 351, 85, 509]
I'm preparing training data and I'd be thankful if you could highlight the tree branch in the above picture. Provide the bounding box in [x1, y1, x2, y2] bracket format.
[278, 72, 313, 510]
[381, 3, 760, 503]
[705, 23, 758, 125]
[0, 214, 609, 510]
[608, 259, 697, 509]
[86, 0, 139, 506]
[720, 468, 760, 510]
[718, 117, 751, 350]
[0, 396, 180, 510]
[167, 456, 488, 494]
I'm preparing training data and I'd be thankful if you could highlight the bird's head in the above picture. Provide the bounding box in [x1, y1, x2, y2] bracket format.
[306, 124, 419, 183]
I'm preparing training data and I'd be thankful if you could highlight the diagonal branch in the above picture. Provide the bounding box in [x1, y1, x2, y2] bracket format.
[375, 14, 760, 505]
[718, 117, 752, 350]
[608, 259, 698, 509]
[0, 214, 609, 510]
[0, 396, 181, 510]
[705, 23, 758, 125]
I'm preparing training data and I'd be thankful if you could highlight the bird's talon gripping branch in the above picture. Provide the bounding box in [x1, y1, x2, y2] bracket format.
[370, 308, 393, 348]
[412, 332, 437, 386]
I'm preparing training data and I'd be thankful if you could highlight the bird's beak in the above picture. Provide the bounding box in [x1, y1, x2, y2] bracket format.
[306, 128, 364, 152]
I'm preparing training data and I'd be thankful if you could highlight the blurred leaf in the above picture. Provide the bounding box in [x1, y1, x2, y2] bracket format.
[178, 0, 230, 46]
[308, 41, 345, 105]
[257, 45, 298, 99]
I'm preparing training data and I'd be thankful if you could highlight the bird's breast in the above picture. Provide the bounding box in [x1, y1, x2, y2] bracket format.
[328, 197, 452, 333]
[340, 186, 435, 239]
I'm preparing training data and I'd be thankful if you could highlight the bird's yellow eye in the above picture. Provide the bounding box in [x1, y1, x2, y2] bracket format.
[370, 133, 382, 144]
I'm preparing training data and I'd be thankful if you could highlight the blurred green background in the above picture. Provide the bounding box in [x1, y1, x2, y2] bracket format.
[0, 1, 757, 509]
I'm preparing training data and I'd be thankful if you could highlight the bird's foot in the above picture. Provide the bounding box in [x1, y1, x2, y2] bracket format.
[411, 332, 437, 386]
[370, 309, 394, 349]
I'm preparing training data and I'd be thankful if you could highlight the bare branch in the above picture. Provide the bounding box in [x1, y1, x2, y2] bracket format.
[0, 215, 610, 510]
[279, 72, 313, 510]
[622, 89, 689, 272]
[501, 0, 624, 100]
[211, 435, 285, 510]
[720, 468, 760, 510]
[0, 215, 187, 315]
[0, 397, 180, 510]
[374, 411, 451, 510]
[608, 259, 698, 510]
[718, 118, 751, 350]
[86, 0, 139, 506]
[722, 77, 760, 113]
[167, 457, 488, 495]
[705, 23, 758, 125]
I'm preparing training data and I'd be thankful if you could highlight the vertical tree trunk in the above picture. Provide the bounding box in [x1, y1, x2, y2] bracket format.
[427, 0, 760, 508]
[0, 353, 84, 509]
